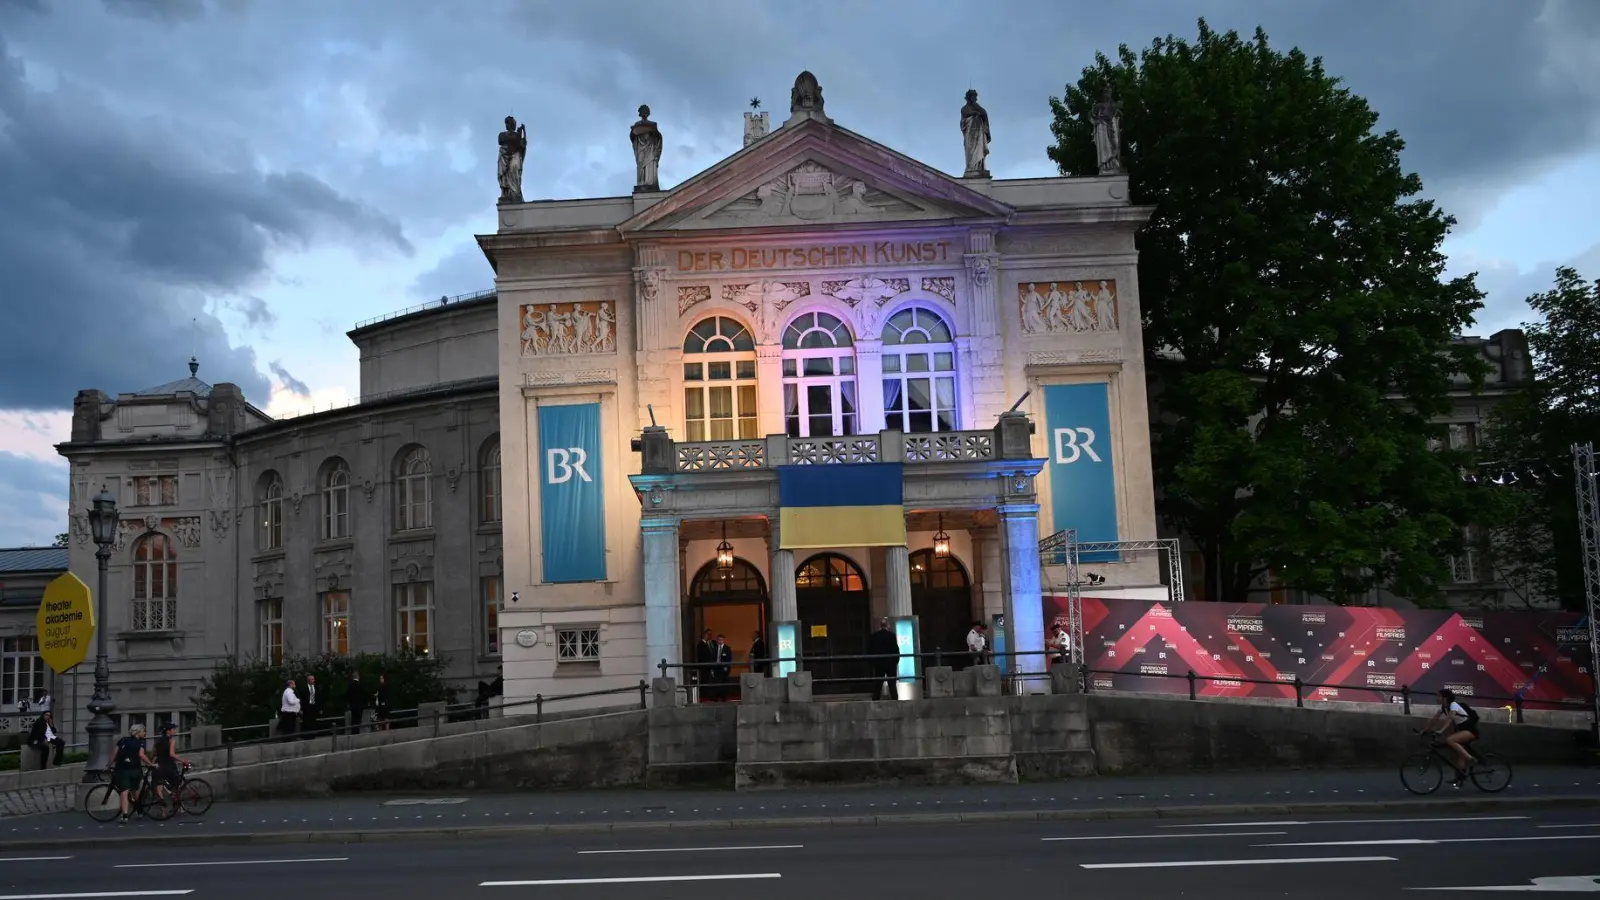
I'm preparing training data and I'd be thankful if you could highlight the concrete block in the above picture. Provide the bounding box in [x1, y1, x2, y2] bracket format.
[651, 677, 679, 708]
[1050, 664, 1083, 695]
[925, 666, 955, 698]
[418, 701, 448, 734]
[952, 670, 976, 697]
[785, 672, 814, 703]
[188, 724, 223, 750]
[971, 665, 1002, 697]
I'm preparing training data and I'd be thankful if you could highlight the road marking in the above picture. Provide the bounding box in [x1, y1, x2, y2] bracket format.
[1260, 836, 1600, 848]
[1044, 832, 1288, 842]
[1539, 824, 1600, 829]
[113, 858, 349, 869]
[1081, 856, 1398, 870]
[0, 893, 195, 899]
[0, 859, 72, 864]
[482, 874, 781, 886]
[1407, 874, 1600, 892]
[1159, 816, 1528, 829]
[577, 845, 802, 855]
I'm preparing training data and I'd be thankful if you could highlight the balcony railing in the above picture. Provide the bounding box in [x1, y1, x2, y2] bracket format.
[674, 430, 998, 473]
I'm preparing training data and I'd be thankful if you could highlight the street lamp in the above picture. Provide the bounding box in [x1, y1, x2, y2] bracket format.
[932, 514, 951, 560]
[83, 486, 119, 783]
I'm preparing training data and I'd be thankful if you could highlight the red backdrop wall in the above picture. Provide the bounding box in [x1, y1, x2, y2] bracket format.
[1042, 596, 1594, 711]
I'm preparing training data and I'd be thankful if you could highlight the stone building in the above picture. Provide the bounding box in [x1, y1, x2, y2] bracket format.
[0, 547, 67, 743]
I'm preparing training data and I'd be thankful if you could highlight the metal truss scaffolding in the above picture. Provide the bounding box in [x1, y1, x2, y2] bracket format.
[1038, 530, 1185, 666]
[1574, 442, 1600, 735]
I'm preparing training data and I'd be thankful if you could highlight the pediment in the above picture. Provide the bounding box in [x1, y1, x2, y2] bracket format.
[620, 119, 1013, 234]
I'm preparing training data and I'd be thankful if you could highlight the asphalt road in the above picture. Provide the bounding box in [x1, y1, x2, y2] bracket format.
[2, 807, 1599, 898]
[7, 766, 1600, 846]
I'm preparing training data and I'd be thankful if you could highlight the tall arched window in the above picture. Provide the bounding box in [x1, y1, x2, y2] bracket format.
[683, 316, 758, 442]
[132, 533, 177, 632]
[258, 472, 284, 551]
[881, 307, 958, 433]
[480, 436, 502, 524]
[395, 446, 433, 531]
[782, 311, 857, 437]
[320, 458, 350, 540]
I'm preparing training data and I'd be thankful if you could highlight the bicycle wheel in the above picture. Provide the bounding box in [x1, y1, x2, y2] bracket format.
[1471, 752, 1513, 793]
[178, 777, 214, 816]
[84, 783, 121, 823]
[140, 788, 176, 822]
[1400, 752, 1444, 795]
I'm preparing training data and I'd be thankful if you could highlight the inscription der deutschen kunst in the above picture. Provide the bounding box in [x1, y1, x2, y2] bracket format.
[676, 240, 955, 273]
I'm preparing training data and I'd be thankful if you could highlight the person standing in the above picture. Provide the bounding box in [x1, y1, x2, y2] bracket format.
[279, 678, 301, 739]
[27, 710, 65, 769]
[749, 630, 771, 677]
[347, 671, 369, 733]
[694, 630, 717, 702]
[111, 724, 152, 824]
[966, 622, 988, 669]
[374, 673, 392, 731]
[868, 618, 900, 701]
[713, 635, 734, 701]
[301, 675, 321, 735]
[151, 722, 187, 806]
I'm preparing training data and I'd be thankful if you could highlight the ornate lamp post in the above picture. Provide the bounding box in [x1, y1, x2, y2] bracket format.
[82, 486, 120, 783]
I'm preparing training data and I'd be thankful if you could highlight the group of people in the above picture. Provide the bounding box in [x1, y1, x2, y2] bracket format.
[109, 721, 188, 823]
[693, 630, 767, 701]
[276, 671, 391, 739]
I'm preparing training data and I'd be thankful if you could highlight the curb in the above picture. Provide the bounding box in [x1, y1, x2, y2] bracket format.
[6, 794, 1600, 850]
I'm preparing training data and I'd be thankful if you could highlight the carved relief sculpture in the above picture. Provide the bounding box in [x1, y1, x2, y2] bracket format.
[677, 285, 711, 316]
[629, 105, 663, 191]
[1018, 280, 1119, 334]
[520, 301, 618, 356]
[729, 281, 809, 343]
[635, 266, 663, 303]
[712, 162, 915, 224]
[498, 115, 528, 204]
[1092, 86, 1123, 176]
[166, 516, 202, 549]
[922, 276, 956, 301]
[960, 89, 991, 178]
[827, 275, 903, 339]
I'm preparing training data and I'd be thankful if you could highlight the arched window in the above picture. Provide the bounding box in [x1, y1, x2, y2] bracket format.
[683, 316, 758, 442]
[782, 312, 857, 437]
[132, 533, 177, 632]
[882, 307, 958, 433]
[320, 459, 350, 541]
[258, 472, 284, 551]
[794, 552, 867, 591]
[480, 436, 502, 524]
[689, 557, 768, 599]
[395, 446, 432, 531]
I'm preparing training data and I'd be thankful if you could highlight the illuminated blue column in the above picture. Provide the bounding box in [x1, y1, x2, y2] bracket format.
[767, 519, 800, 677]
[641, 515, 682, 676]
[999, 501, 1045, 692]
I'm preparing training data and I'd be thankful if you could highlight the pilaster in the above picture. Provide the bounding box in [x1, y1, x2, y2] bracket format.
[766, 519, 797, 621]
[855, 339, 886, 434]
[885, 544, 913, 619]
[641, 514, 682, 673]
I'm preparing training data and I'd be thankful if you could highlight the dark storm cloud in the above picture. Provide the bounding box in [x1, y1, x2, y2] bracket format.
[269, 362, 310, 397]
[0, 452, 67, 548]
[226, 295, 276, 329]
[0, 33, 412, 410]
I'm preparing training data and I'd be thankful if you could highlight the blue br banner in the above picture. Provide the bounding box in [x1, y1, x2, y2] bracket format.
[538, 403, 606, 583]
[1043, 383, 1120, 563]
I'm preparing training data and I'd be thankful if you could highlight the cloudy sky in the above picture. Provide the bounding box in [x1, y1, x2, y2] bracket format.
[1, 0, 1597, 547]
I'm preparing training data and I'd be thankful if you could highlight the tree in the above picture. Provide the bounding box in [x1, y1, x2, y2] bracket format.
[1479, 267, 1600, 610]
[194, 650, 452, 735]
[52, 533, 68, 548]
[1048, 21, 1489, 604]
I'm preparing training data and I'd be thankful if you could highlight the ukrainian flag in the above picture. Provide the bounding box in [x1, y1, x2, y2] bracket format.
[777, 463, 907, 550]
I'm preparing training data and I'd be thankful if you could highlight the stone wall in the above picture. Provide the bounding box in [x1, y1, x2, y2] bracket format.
[646, 704, 737, 787]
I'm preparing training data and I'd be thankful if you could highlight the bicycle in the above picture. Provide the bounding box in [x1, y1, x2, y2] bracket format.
[1399, 731, 1513, 795]
[84, 762, 212, 822]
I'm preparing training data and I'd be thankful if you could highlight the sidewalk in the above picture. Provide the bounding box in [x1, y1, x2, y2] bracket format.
[6, 766, 1599, 848]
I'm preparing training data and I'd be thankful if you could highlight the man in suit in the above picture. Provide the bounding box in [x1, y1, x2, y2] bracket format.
[300, 675, 321, 736]
[347, 671, 369, 733]
[28, 710, 66, 769]
[868, 618, 901, 700]
[694, 630, 717, 702]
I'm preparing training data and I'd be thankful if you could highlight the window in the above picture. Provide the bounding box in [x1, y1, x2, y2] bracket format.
[321, 591, 350, 655]
[1, 635, 45, 709]
[258, 599, 284, 664]
[258, 473, 284, 551]
[683, 317, 759, 441]
[134, 476, 177, 507]
[881, 308, 958, 433]
[132, 533, 178, 631]
[395, 582, 434, 654]
[321, 460, 350, 540]
[483, 576, 503, 655]
[782, 311, 858, 437]
[557, 627, 600, 664]
[1449, 550, 1479, 584]
[395, 447, 433, 531]
[480, 438, 502, 524]
[1448, 423, 1477, 451]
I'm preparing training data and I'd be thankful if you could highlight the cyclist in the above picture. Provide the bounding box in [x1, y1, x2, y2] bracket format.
[151, 722, 188, 805]
[1423, 687, 1480, 782]
[111, 724, 153, 824]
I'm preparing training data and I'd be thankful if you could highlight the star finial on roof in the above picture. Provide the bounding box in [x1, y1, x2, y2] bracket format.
[749, 97, 761, 110]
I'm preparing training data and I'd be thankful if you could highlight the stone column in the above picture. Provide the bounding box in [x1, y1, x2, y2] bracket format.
[885, 544, 913, 619]
[855, 339, 886, 434]
[998, 503, 1046, 692]
[641, 515, 683, 678]
[767, 521, 797, 621]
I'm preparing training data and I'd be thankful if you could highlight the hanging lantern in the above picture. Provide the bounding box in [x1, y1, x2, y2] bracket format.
[932, 514, 951, 560]
[716, 522, 735, 574]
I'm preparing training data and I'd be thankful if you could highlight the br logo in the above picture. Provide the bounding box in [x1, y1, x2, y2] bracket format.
[545, 447, 592, 484]
[1052, 427, 1102, 464]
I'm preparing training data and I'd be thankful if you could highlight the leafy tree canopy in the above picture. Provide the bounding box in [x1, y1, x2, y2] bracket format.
[194, 650, 452, 734]
[1048, 20, 1489, 604]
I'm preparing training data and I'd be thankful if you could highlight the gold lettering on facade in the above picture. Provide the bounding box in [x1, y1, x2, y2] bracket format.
[674, 240, 954, 273]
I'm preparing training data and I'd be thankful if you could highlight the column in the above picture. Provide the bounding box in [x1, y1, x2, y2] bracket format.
[641, 515, 683, 678]
[768, 523, 797, 621]
[885, 545, 913, 619]
[998, 503, 1046, 692]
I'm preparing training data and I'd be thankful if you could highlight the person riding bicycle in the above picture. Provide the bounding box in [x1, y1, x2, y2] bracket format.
[152, 722, 188, 804]
[1422, 688, 1480, 782]
[111, 724, 154, 824]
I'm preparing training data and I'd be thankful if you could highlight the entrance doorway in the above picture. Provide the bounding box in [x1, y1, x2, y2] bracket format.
[910, 549, 973, 663]
[686, 558, 769, 689]
[795, 553, 870, 695]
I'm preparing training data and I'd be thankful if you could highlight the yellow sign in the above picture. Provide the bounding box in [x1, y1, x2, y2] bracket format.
[810, 625, 828, 638]
[37, 572, 95, 674]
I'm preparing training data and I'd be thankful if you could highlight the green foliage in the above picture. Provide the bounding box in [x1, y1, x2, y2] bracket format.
[193, 651, 453, 734]
[53, 532, 68, 548]
[1479, 267, 1600, 610]
[1047, 20, 1488, 604]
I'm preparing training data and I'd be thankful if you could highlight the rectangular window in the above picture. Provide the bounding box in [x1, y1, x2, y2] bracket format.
[179, 710, 198, 737]
[260, 493, 284, 551]
[322, 476, 350, 540]
[557, 627, 601, 664]
[258, 599, 284, 664]
[1448, 550, 1479, 584]
[395, 582, 434, 655]
[684, 372, 758, 442]
[483, 576, 503, 656]
[1, 635, 46, 709]
[321, 591, 351, 655]
[134, 475, 177, 507]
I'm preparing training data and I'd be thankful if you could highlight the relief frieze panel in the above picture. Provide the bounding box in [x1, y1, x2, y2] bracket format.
[921, 277, 956, 301]
[1018, 279, 1119, 334]
[519, 301, 618, 356]
[677, 285, 711, 315]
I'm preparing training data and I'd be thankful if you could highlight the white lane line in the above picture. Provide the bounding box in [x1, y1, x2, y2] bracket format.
[113, 858, 348, 869]
[0, 893, 195, 899]
[1157, 821, 1303, 828]
[1044, 831, 1288, 842]
[482, 874, 781, 886]
[1258, 836, 1600, 847]
[577, 845, 802, 855]
[1407, 875, 1600, 892]
[1539, 823, 1600, 829]
[1081, 856, 1398, 870]
[1158, 816, 1527, 829]
[0, 859, 73, 864]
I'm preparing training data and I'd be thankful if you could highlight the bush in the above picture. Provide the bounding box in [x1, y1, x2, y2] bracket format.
[193, 650, 453, 734]
[0, 749, 87, 772]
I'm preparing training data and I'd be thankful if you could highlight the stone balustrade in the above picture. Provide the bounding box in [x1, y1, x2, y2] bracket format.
[673, 430, 998, 473]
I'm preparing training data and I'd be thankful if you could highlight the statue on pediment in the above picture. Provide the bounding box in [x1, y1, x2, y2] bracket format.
[498, 115, 527, 204]
[791, 71, 824, 116]
[630, 104, 663, 192]
[1092, 86, 1123, 175]
[961, 89, 991, 178]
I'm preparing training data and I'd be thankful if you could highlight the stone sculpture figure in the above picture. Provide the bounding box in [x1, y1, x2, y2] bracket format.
[498, 115, 528, 204]
[960, 89, 991, 178]
[790, 71, 824, 115]
[1092, 86, 1123, 175]
[630, 104, 663, 191]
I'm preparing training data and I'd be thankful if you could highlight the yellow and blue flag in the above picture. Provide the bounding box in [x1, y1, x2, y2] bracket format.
[777, 463, 906, 550]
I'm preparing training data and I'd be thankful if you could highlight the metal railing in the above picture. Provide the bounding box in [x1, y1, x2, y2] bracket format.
[352, 288, 496, 330]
